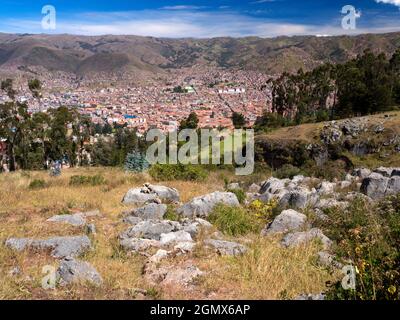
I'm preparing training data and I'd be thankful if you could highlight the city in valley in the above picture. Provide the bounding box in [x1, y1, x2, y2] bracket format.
[0, 67, 270, 133]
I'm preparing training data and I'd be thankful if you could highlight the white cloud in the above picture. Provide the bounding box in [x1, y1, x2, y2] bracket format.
[376, 0, 400, 7]
[1, 8, 400, 38]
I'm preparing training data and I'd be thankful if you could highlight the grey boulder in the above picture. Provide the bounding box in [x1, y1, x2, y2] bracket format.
[261, 209, 307, 236]
[282, 228, 332, 250]
[177, 192, 239, 218]
[5, 236, 92, 259]
[204, 239, 247, 256]
[120, 238, 160, 252]
[129, 203, 167, 220]
[57, 258, 103, 286]
[47, 214, 86, 227]
[120, 220, 182, 240]
[122, 184, 180, 205]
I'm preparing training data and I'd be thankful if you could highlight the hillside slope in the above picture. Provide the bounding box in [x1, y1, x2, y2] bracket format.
[1, 32, 400, 76]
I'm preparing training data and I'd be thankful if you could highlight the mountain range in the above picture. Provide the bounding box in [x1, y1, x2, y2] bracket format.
[1, 32, 400, 76]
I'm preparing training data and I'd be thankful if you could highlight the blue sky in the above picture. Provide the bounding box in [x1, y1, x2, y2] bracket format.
[1, 0, 400, 37]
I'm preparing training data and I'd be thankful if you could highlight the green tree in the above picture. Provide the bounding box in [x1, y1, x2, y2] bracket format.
[231, 112, 246, 129]
[179, 112, 199, 130]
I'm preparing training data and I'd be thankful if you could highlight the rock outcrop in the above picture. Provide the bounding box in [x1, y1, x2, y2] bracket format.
[177, 192, 240, 218]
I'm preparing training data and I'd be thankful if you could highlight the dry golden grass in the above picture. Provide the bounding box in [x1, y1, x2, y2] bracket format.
[261, 111, 400, 143]
[0, 167, 334, 300]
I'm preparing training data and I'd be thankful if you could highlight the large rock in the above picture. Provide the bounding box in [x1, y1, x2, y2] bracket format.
[181, 218, 213, 239]
[160, 231, 193, 246]
[128, 203, 167, 221]
[361, 173, 390, 200]
[177, 192, 239, 218]
[248, 183, 261, 193]
[120, 238, 160, 252]
[5, 236, 92, 259]
[122, 184, 179, 205]
[47, 214, 86, 227]
[261, 209, 307, 236]
[281, 228, 332, 250]
[314, 198, 349, 210]
[204, 239, 247, 256]
[353, 168, 372, 180]
[387, 176, 400, 196]
[317, 181, 336, 195]
[57, 258, 102, 286]
[260, 177, 289, 195]
[120, 220, 182, 240]
[279, 187, 318, 209]
[374, 167, 394, 177]
[145, 261, 203, 287]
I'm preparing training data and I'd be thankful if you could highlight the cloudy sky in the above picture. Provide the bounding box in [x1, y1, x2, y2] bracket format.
[1, 0, 400, 38]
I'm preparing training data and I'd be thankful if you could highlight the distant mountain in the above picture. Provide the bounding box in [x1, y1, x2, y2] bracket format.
[1, 32, 400, 76]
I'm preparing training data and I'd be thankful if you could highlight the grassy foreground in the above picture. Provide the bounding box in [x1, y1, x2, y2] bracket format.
[0, 167, 334, 300]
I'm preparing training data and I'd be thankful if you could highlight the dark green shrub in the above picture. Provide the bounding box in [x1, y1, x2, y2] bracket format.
[125, 151, 149, 172]
[69, 174, 106, 186]
[149, 164, 208, 181]
[29, 179, 47, 190]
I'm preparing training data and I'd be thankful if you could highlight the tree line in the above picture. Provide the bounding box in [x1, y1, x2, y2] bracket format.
[0, 79, 146, 171]
[255, 49, 400, 131]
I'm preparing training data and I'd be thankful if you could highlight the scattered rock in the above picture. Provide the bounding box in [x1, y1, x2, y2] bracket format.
[295, 293, 325, 300]
[120, 238, 160, 252]
[174, 241, 196, 253]
[227, 183, 240, 190]
[129, 203, 168, 221]
[317, 181, 336, 195]
[361, 172, 393, 200]
[5, 236, 92, 259]
[317, 251, 343, 269]
[260, 177, 289, 195]
[123, 216, 143, 225]
[282, 228, 332, 250]
[85, 224, 96, 235]
[78, 210, 102, 218]
[181, 218, 213, 239]
[57, 258, 102, 286]
[122, 184, 180, 205]
[353, 168, 372, 180]
[177, 192, 240, 218]
[374, 167, 394, 177]
[149, 249, 170, 263]
[248, 183, 261, 193]
[314, 198, 349, 210]
[47, 214, 86, 227]
[261, 209, 307, 236]
[160, 231, 193, 246]
[120, 220, 182, 240]
[204, 239, 247, 256]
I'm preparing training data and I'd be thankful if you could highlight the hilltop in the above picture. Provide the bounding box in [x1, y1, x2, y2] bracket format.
[2, 32, 400, 77]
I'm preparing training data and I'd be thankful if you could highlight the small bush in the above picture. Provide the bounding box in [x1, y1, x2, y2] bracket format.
[29, 179, 47, 190]
[250, 199, 279, 221]
[164, 205, 180, 221]
[227, 188, 246, 204]
[149, 164, 208, 181]
[274, 164, 302, 179]
[208, 204, 262, 236]
[69, 174, 106, 187]
[322, 195, 400, 300]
